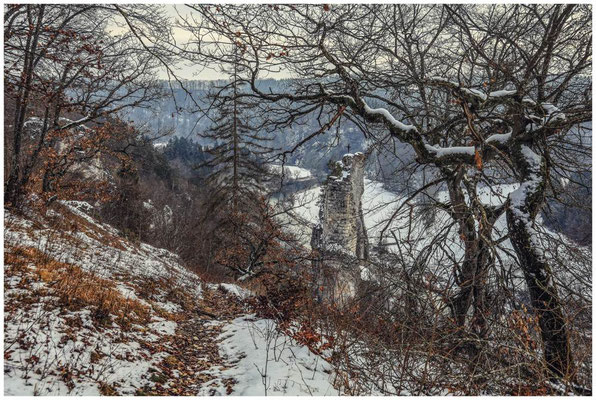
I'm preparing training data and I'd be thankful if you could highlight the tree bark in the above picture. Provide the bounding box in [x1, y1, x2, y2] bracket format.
[507, 143, 572, 378]
[445, 169, 491, 336]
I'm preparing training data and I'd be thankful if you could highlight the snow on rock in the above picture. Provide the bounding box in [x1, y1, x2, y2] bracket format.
[210, 283, 254, 300]
[116, 283, 151, 306]
[291, 179, 396, 247]
[318, 152, 368, 260]
[201, 315, 339, 396]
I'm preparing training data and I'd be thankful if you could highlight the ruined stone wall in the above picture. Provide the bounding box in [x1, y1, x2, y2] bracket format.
[310, 153, 370, 305]
[317, 153, 369, 259]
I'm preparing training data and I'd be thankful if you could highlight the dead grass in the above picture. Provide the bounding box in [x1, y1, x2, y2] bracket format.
[6, 246, 150, 328]
[46, 202, 128, 251]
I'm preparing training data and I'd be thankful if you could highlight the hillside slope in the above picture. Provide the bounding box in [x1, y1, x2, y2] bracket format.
[4, 202, 338, 396]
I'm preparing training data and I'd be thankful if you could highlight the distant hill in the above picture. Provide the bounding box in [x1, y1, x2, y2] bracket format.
[123, 80, 370, 175]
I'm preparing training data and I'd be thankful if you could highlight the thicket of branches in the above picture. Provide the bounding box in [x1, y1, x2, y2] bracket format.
[165, 3, 591, 389]
[4, 4, 169, 206]
[4, 3, 592, 395]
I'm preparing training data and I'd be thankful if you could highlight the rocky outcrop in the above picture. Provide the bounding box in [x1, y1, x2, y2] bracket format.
[311, 153, 369, 304]
[317, 153, 369, 259]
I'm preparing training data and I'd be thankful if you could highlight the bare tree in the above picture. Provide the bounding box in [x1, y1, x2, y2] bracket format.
[4, 4, 167, 206]
[177, 3, 591, 379]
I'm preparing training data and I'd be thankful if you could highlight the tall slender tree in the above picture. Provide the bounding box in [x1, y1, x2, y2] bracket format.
[200, 48, 274, 212]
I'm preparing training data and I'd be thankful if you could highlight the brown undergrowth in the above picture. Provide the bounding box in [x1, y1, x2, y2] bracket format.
[6, 245, 150, 328]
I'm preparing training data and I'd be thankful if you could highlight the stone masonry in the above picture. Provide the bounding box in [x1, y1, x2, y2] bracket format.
[317, 152, 369, 259]
[311, 153, 369, 305]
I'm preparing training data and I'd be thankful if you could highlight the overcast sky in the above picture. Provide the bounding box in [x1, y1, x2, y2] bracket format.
[146, 5, 292, 81]
[162, 5, 201, 80]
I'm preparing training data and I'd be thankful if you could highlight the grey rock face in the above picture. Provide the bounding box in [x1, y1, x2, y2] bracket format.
[311, 153, 369, 305]
[318, 153, 369, 259]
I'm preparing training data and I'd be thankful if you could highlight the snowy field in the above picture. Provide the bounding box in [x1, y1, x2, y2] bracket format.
[289, 174, 589, 290]
[292, 178, 518, 245]
[268, 164, 314, 180]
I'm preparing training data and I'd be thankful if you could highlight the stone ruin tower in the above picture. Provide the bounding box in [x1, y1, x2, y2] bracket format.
[318, 153, 369, 259]
[311, 153, 369, 304]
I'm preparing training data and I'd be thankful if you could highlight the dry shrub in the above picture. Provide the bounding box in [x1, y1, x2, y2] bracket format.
[6, 246, 150, 328]
[192, 264, 233, 283]
[247, 261, 589, 395]
[250, 268, 314, 323]
[5, 246, 32, 274]
[134, 277, 162, 300]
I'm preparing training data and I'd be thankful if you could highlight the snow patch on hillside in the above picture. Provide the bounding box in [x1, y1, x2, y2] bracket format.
[269, 164, 314, 180]
[211, 283, 253, 300]
[4, 203, 203, 395]
[201, 315, 339, 396]
[4, 201, 200, 295]
[4, 301, 173, 396]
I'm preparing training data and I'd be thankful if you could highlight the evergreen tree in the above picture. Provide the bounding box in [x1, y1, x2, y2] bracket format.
[163, 136, 207, 165]
[198, 49, 281, 280]
[200, 56, 274, 212]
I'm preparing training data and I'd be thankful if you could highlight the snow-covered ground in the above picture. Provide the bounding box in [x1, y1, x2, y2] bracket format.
[4, 169, 587, 396]
[4, 303, 176, 395]
[5, 201, 200, 287]
[292, 178, 517, 247]
[289, 174, 589, 288]
[269, 164, 314, 180]
[4, 202, 340, 396]
[200, 315, 339, 396]
[4, 203, 201, 395]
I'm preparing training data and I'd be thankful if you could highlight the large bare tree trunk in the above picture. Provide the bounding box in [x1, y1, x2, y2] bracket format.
[445, 169, 491, 336]
[507, 143, 572, 378]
